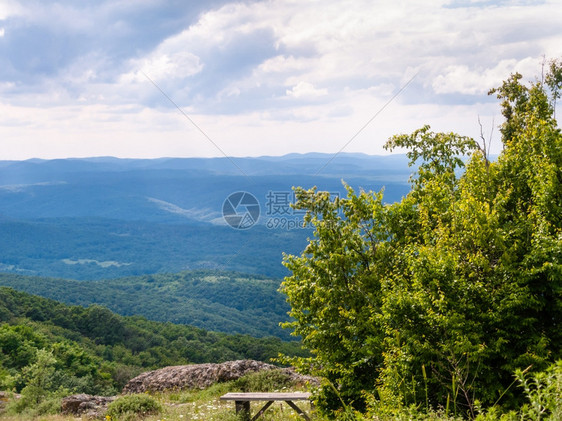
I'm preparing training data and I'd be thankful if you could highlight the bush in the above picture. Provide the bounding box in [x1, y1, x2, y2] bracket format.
[5, 388, 67, 417]
[106, 394, 162, 420]
[476, 360, 562, 421]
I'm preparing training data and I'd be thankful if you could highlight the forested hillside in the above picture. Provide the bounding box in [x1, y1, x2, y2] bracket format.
[0, 287, 306, 396]
[0, 270, 291, 339]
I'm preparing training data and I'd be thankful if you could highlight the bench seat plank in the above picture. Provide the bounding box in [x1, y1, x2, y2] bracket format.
[221, 392, 311, 401]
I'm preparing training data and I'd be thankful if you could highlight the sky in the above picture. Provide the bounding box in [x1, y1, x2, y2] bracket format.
[0, 0, 561, 160]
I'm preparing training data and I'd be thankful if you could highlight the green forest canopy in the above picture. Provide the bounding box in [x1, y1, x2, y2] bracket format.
[281, 61, 561, 417]
[0, 270, 292, 339]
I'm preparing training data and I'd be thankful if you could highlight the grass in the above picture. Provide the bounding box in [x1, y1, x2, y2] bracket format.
[2, 362, 560, 420]
[0, 370, 316, 421]
[0, 390, 313, 421]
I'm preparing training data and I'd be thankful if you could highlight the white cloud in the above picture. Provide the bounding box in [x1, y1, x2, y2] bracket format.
[0, 81, 15, 91]
[0, 28, 4, 37]
[432, 57, 539, 95]
[286, 82, 327, 99]
[258, 55, 305, 73]
[122, 52, 203, 83]
[0, 0, 21, 20]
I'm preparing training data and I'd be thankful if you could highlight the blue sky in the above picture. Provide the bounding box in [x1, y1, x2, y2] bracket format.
[0, 0, 560, 159]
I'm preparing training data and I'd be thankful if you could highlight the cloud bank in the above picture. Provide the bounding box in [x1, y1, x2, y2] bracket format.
[0, 0, 560, 159]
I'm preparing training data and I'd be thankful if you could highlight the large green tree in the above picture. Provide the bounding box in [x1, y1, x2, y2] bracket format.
[281, 62, 562, 417]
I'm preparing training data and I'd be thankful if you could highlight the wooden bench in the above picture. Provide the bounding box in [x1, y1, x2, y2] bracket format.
[220, 392, 312, 420]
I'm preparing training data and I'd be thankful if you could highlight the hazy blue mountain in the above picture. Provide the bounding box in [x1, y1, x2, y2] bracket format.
[0, 153, 412, 279]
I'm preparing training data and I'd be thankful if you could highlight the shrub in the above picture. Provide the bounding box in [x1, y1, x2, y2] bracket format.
[106, 394, 162, 420]
[476, 360, 562, 421]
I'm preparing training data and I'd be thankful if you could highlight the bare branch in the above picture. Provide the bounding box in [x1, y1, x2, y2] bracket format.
[477, 116, 491, 169]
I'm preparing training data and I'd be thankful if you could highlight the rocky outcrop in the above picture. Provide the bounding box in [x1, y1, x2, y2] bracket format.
[61, 394, 116, 418]
[122, 360, 318, 393]
[123, 360, 276, 393]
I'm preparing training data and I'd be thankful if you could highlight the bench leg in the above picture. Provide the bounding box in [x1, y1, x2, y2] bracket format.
[285, 400, 311, 421]
[235, 401, 250, 421]
[251, 401, 273, 421]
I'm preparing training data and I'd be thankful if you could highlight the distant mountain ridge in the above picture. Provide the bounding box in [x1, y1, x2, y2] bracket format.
[0, 152, 411, 175]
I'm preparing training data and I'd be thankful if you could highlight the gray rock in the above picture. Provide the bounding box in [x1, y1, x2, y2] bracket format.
[61, 394, 116, 418]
